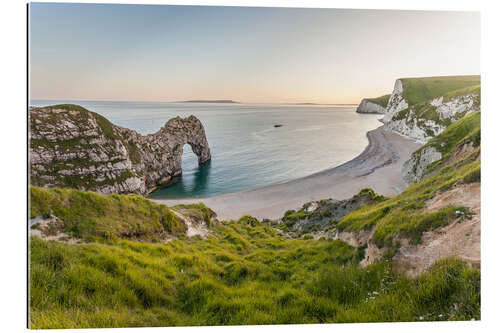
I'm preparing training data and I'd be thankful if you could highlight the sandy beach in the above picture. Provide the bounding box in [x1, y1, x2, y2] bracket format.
[153, 126, 422, 220]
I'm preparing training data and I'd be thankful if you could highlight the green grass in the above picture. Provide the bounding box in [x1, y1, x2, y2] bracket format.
[280, 188, 387, 233]
[366, 94, 391, 108]
[172, 203, 217, 227]
[442, 85, 481, 103]
[30, 187, 186, 241]
[92, 110, 121, 140]
[337, 147, 479, 247]
[30, 219, 479, 328]
[400, 75, 480, 106]
[39, 104, 90, 112]
[414, 112, 480, 176]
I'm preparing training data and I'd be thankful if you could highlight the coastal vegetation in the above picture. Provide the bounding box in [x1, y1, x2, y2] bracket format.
[409, 112, 480, 177]
[30, 212, 479, 328]
[400, 75, 480, 106]
[172, 203, 217, 227]
[277, 188, 386, 236]
[30, 187, 185, 241]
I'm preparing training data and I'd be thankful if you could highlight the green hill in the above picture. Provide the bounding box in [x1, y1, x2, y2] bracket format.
[400, 75, 480, 106]
[30, 187, 186, 241]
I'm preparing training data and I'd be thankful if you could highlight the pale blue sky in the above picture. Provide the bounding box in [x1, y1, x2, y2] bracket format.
[29, 3, 480, 103]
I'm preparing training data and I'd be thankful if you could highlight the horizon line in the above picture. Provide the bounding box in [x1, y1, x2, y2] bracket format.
[29, 98, 359, 106]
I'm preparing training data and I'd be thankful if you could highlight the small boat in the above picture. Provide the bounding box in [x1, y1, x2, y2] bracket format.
[274, 124, 283, 128]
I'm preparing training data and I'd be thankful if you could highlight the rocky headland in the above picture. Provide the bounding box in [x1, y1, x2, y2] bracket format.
[29, 104, 211, 195]
[356, 94, 390, 114]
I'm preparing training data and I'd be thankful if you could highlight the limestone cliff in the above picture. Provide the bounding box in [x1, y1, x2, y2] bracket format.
[382, 76, 480, 143]
[29, 104, 211, 195]
[401, 108, 480, 184]
[356, 94, 390, 114]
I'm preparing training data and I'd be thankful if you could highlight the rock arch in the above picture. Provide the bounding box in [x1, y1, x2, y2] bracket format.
[155, 115, 211, 166]
[29, 105, 211, 195]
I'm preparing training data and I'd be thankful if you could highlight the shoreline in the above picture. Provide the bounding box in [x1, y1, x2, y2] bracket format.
[152, 126, 422, 221]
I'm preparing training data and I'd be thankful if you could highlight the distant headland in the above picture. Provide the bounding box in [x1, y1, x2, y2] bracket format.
[176, 99, 239, 104]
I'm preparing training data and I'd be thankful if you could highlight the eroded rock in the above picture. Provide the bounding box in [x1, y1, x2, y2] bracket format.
[29, 105, 211, 195]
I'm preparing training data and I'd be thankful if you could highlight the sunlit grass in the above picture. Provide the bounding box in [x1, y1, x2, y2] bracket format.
[30, 221, 480, 328]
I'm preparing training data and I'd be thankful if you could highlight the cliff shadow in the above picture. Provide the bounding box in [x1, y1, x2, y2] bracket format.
[148, 145, 212, 199]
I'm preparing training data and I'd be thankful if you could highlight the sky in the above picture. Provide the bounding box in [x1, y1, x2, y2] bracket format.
[29, 3, 480, 104]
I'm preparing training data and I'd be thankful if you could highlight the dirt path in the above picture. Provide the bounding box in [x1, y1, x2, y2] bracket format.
[171, 210, 210, 238]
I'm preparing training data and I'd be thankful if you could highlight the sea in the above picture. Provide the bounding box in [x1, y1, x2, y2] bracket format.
[30, 100, 381, 199]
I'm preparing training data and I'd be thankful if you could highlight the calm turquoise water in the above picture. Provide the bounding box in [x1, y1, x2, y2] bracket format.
[30, 100, 381, 198]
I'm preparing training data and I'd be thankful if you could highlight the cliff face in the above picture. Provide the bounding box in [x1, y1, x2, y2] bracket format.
[29, 105, 211, 195]
[356, 99, 386, 114]
[382, 77, 480, 143]
[401, 146, 442, 184]
[401, 111, 480, 184]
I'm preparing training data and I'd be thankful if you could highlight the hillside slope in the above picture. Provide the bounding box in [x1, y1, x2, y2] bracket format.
[30, 187, 186, 241]
[30, 210, 479, 328]
[402, 112, 480, 184]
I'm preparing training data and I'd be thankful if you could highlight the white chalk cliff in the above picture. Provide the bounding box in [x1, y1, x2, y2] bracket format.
[356, 99, 386, 114]
[382, 79, 480, 143]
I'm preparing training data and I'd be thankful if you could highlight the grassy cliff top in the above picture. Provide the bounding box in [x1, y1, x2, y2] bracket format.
[400, 75, 480, 106]
[365, 94, 391, 108]
[31, 104, 91, 112]
[30, 104, 120, 139]
[30, 187, 186, 241]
